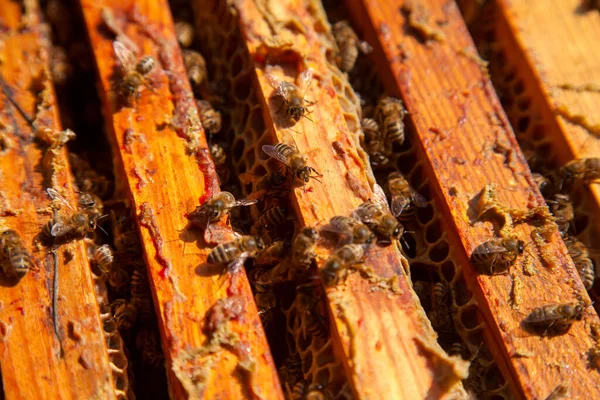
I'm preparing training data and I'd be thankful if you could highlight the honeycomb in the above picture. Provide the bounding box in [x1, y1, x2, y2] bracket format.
[465, 3, 599, 294]
[94, 279, 133, 400]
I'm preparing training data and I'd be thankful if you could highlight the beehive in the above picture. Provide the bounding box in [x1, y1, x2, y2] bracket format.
[0, 0, 599, 399]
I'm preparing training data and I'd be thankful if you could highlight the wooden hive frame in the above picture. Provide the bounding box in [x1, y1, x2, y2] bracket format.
[0, 0, 127, 398]
[343, 0, 600, 398]
[77, 0, 282, 398]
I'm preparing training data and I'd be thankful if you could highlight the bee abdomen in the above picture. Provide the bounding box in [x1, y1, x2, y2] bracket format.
[256, 206, 287, 231]
[207, 242, 240, 264]
[576, 259, 595, 290]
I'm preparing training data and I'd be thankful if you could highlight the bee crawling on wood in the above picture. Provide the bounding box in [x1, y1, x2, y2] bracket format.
[207, 235, 265, 271]
[353, 184, 404, 244]
[321, 243, 366, 287]
[321, 215, 375, 245]
[44, 188, 102, 240]
[470, 238, 525, 275]
[385, 171, 427, 219]
[265, 65, 315, 123]
[262, 140, 322, 189]
[113, 39, 156, 101]
[558, 157, 600, 189]
[332, 20, 373, 72]
[186, 191, 257, 230]
[0, 229, 32, 279]
[522, 302, 584, 336]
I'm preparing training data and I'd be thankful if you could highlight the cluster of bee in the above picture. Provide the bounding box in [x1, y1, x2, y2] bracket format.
[531, 157, 598, 291]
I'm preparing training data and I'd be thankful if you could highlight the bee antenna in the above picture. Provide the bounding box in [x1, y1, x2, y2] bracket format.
[311, 176, 322, 184]
[98, 214, 109, 221]
[98, 226, 109, 236]
[303, 114, 314, 123]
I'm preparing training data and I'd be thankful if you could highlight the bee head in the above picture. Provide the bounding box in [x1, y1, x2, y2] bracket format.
[321, 259, 341, 286]
[383, 217, 403, 239]
[574, 303, 584, 320]
[289, 106, 305, 121]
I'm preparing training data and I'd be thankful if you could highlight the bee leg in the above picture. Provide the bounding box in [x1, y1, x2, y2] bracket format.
[226, 253, 249, 273]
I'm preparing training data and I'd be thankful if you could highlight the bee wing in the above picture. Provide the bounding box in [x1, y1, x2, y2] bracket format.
[371, 183, 391, 212]
[262, 144, 291, 167]
[204, 224, 237, 245]
[472, 243, 507, 255]
[390, 195, 410, 217]
[265, 70, 289, 101]
[232, 198, 259, 207]
[297, 67, 314, 98]
[46, 188, 76, 212]
[226, 253, 249, 272]
[320, 221, 352, 236]
[410, 190, 428, 208]
[51, 221, 74, 237]
[113, 39, 136, 71]
[358, 40, 373, 54]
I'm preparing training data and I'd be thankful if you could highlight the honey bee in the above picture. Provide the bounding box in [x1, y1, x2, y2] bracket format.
[240, 171, 289, 200]
[44, 188, 100, 240]
[0, 229, 31, 279]
[564, 236, 595, 290]
[558, 158, 600, 189]
[532, 172, 552, 196]
[429, 282, 452, 332]
[262, 142, 322, 187]
[448, 342, 467, 359]
[303, 309, 329, 338]
[291, 381, 325, 400]
[470, 238, 524, 275]
[291, 227, 319, 268]
[322, 215, 375, 245]
[279, 353, 302, 387]
[546, 194, 573, 234]
[197, 99, 222, 136]
[110, 210, 139, 254]
[523, 302, 584, 335]
[136, 329, 164, 368]
[321, 244, 365, 287]
[77, 191, 104, 218]
[385, 171, 427, 219]
[92, 244, 114, 276]
[375, 95, 408, 146]
[111, 299, 138, 330]
[131, 269, 154, 321]
[183, 49, 207, 89]
[207, 235, 265, 270]
[360, 117, 389, 168]
[209, 143, 227, 166]
[353, 184, 404, 243]
[186, 191, 257, 229]
[108, 267, 130, 291]
[265, 66, 314, 123]
[113, 40, 156, 100]
[332, 20, 373, 72]
[253, 206, 290, 235]
[68, 153, 113, 198]
[174, 21, 194, 48]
